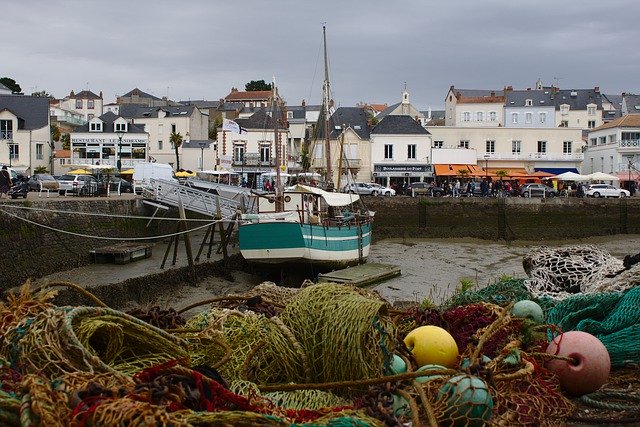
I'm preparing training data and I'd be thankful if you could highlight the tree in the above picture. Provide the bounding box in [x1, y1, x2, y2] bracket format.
[50, 124, 61, 173]
[245, 80, 272, 91]
[0, 77, 22, 94]
[34, 165, 48, 174]
[61, 133, 71, 150]
[31, 90, 53, 98]
[210, 116, 222, 140]
[170, 131, 184, 171]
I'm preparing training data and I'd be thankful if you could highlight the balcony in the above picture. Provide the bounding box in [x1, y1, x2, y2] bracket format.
[0, 131, 13, 141]
[480, 152, 583, 161]
[619, 139, 640, 150]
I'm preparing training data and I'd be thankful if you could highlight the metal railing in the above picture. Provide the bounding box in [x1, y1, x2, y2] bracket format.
[619, 139, 640, 148]
[144, 178, 247, 218]
[480, 152, 584, 161]
[0, 131, 12, 140]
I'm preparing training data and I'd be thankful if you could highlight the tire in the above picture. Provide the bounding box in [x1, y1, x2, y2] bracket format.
[385, 191, 391, 196]
[620, 192, 627, 198]
[59, 190, 65, 196]
[593, 192, 601, 198]
[548, 192, 556, 198]
[124, 187, 133, 193]
[523, 191, 530, 198]
[432, 191, 443, 197]
[371, 190, 378, 196]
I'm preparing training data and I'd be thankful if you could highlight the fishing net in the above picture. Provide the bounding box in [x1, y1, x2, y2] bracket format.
[2, 305, 189, 378]
[279, 283, 395, 383]
[522, 245, 631, 299]
[546, 286, 640, 367]
[19, 373, 70, 427]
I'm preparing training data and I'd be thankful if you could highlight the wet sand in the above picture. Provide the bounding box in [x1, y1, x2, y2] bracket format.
[367, 235, 640, 306]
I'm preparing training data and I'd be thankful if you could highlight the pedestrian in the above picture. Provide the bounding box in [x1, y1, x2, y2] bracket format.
[0, 166, 12, 199]
[453, 180, 461, 197]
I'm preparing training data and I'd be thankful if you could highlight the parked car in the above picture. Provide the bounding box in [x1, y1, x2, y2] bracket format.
[28, 173, 59, 191]
[584, 184, 630, 198]
[57, 174, 98, 196]
[406, 181, 445, 197]
[100, 176, 133, 193]
[368, 183, 396, 196]
[343, 182, 378, 195]
[8, 176, 29, 199]
[519, 183, 557, 198]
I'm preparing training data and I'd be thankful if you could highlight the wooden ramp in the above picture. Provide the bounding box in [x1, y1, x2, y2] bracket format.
[317, 263, 401, 287]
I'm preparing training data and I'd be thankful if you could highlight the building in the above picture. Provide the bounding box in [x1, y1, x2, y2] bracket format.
[59, 90, 104, 121]
[370, 115, 432, 187]
[375, 87, 425, 125]
[0, 94, 51, 174]
[120, 104, 211, 171]
[117, 88, 177, 107]
[445, 86, 505, 127]
[70, 112, 148, 170]
[585, 114, 640, 190]
[504, 89, 556, 128]
[223, 87, 272, 118]
[284, 101, 322, 173]
[49, 103, 87, 136]
[217, 108, 288, 188]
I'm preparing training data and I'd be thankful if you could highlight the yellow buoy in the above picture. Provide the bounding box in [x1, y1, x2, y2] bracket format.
[404, 325, 459, 368]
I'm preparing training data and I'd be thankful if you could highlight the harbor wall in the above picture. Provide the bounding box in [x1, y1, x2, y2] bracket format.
[1, 197, 639, 292]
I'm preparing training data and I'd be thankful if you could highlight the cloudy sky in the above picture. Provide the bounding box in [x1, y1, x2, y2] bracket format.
[5, 0, 640, 110]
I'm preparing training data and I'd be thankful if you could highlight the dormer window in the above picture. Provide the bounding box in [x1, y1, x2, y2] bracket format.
[587, 105, 596, 115]
[115, 122, 127, 132]
[525, 99, 533, 106]
[89, 122, 103, 132]
[560, 104, 570, 115]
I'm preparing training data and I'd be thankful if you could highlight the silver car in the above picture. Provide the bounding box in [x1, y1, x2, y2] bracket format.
[343, 182, 378, 195]
[57, 174, 98, 196]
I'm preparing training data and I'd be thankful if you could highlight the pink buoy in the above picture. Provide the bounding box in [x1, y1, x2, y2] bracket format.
[545, 331, 610, 397]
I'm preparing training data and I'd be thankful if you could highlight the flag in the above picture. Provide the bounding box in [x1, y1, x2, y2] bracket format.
[222, 118, 246, 134]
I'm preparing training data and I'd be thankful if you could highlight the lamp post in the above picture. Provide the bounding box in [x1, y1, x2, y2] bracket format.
[484, 153, 489, 180]
[116, 131, 124, 171]
[198, 142, 206, 171]
[7, 142, 11, 167]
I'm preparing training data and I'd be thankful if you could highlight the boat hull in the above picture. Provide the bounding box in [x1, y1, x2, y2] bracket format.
[239, 221, 371, 267]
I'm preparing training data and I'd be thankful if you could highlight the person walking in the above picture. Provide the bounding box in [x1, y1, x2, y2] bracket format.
[0, 166, 12, 198]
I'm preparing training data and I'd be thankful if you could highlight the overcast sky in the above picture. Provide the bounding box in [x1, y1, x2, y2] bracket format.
[5, 0, 640, 110]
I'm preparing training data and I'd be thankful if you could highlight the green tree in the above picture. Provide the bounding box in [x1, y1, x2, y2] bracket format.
[34, 165, 48, 174]
[61, 133, 71, 150]
[245, 80, 272, 91]
[50, 124, 61, 172]
[31, 90, 53, 98]
[0, 77, 22, 94]
[209, 116, 222, 140]
[170, 131, 184, 171]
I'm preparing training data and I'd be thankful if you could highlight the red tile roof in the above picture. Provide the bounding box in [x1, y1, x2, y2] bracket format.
[225, 90, 271, 101]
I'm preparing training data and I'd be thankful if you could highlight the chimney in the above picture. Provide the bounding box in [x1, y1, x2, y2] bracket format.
[301, 99, 306, 107]
[231, 87, 238, 93]
[594, 86, 600, 93]
[491, 91, 495, 97]
[99, 91, 103, 98]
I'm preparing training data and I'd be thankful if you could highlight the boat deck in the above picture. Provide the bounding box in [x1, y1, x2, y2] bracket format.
[317, 262, 401, 287]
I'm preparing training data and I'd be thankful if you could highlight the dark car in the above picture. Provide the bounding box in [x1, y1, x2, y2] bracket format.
[28, 173, 59, 191]
[407, 181, 445, 197]
[100, 176, 133, 193]
[519, 183, 557, 198]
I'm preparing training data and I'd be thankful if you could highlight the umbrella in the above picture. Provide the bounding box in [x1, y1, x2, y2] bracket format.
[68, 168, 91, 175]
[586, 172, 620, 181]
[550, 171, 588, 181]
[120, 169, 135, 175]
[175, 170, 196, 178]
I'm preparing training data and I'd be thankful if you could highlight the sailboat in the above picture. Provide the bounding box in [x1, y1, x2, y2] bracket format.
[238, 26, 374, 268]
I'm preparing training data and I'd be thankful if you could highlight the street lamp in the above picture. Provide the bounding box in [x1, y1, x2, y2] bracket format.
[198, 142, 206, 171]
[116, 131, 124, 171]
[483, 153, 490, 180]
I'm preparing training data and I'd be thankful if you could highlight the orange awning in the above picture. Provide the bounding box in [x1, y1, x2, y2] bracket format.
[434, 164, 480, 176]
[486, 168, 529, 178]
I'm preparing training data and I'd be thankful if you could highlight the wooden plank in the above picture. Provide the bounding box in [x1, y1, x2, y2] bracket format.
[317, 263, 401, 287]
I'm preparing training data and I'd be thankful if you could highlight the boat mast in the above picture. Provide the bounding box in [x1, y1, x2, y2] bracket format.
[322, 25, 334, 190]
[273, 77, 283, 212]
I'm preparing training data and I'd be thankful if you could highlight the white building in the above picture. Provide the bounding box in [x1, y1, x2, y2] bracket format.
[59, 90, 104, 121]
[585, 114, 640, 188]
[0, 95, 52, 174]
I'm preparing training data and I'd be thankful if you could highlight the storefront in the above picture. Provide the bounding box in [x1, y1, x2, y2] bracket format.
[373, 164, 433, 188]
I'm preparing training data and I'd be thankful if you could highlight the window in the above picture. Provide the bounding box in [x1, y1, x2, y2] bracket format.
[158, 124, 164, 135]
[384, 144, 393, 159]
[537, 140, 547, 153]
[260, 145, 271, 163]
[89, 122, 102, 132]
[36, 144, 43, 160]
[462, 112, 470, 122]
[234, 145, 245, 162]
[539, 112, 546, 124]
[590, 138, 597, 146]
[511, 113, 518, 124]
[560, 120, 568, 127]
[9, 144, 18, 161]
[560, 105, 569, 115]
[525, 113, 532, 124]
[433, 140, 443, 148]
[563, 141, 572, 154]
[489, 111, 497, 122]
[115, 122, 127, 132]
[476, 112, 483, 122]
[407, 144, 416, 159]
[525, 99, 533, 106]
[459, 140, 469, 149]
[171, 124, 177, 133]
[512, 140, 521, 154]
[599, 136, 606, 145]
[75, 99, 82, 109]
[286, 111, 293, 119]
[486, 140, 495, 153]
[158, 140, 163, 150]
[0, 119, 12, 140]
[588, 105, 596, 115]
[588, 120, 596, 129]
[88, 100, 94, 109]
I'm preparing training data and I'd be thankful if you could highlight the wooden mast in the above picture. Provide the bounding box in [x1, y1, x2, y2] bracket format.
[322, 25, 334, 191]
[273, 77, 283, 212]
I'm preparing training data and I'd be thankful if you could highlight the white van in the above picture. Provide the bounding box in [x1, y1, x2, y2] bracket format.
[133, 162, 176, 194]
